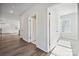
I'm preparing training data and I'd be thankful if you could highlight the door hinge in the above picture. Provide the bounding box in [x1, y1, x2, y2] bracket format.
[49, 12, 51, 15]
[49, 39, 50, 46]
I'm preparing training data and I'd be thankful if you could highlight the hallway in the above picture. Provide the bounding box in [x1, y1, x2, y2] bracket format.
[0, 34, 47, 56]
[0, 3, 79, 56]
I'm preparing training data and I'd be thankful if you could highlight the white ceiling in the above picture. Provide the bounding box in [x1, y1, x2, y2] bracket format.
[0, 3, 55, 20]
[0, 3, 37, 20]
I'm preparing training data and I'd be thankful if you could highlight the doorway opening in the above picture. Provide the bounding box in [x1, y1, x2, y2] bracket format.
[48, 4, 78, 56]
[28, 15, 36, 45]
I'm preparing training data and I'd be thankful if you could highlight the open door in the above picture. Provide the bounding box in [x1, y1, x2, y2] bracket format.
[48, 4, 78, 56]
[49, 7, 60, 51]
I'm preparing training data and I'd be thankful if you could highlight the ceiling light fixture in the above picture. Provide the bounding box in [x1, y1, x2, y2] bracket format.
[10, 10, 14, 14]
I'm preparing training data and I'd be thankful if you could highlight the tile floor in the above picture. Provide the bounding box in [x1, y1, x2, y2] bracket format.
[50, 39, 73, 56]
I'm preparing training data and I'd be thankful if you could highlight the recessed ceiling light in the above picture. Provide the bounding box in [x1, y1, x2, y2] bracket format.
[10, 10, 14, 14]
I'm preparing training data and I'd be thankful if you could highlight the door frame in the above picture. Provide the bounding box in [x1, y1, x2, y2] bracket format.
[28, 14, 37, 44]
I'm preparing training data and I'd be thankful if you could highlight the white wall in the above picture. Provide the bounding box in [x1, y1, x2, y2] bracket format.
[78, 3, 79, 55]
[0, 4, 21, 34]
[51, 3, 78, 40]
[20, 3, 78, 53]
[0, 19, 20, 34]
[47, 3, 78, 52]
[61, 13, 77, 40]
[20, 4, 54, 52]
[50, 3, 78, 55]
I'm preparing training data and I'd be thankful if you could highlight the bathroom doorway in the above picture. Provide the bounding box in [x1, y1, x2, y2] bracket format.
[48, 3, 78, 56]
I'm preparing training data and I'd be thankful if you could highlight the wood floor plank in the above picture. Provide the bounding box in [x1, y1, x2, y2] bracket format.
[0, 34, 47, 56]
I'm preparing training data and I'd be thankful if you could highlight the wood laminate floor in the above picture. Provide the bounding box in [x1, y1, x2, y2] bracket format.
[0, 34, 47, 56]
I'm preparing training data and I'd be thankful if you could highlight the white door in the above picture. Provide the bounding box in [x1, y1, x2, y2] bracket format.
[49, 8, 60, 51]
[31, 18, 35, 41]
